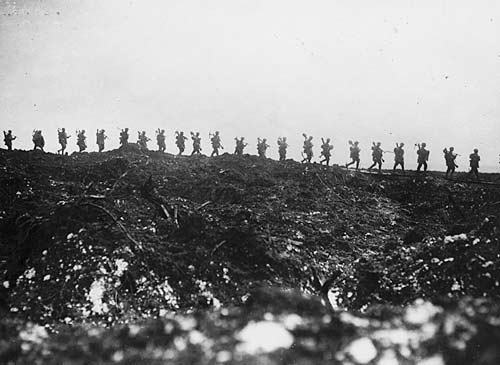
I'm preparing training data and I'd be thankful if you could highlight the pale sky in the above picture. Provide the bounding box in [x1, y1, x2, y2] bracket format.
[1, 0, 499, 171]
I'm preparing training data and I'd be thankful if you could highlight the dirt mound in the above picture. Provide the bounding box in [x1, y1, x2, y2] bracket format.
[1, 148, 500, 363]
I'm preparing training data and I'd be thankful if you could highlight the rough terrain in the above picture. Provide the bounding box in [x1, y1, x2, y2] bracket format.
[0, 147, 499, 364]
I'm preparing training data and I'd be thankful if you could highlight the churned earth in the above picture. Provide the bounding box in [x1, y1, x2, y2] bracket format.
[0, 147, 499, 364]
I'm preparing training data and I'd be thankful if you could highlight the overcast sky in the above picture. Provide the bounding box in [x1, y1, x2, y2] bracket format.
[1, 0, 499, 170]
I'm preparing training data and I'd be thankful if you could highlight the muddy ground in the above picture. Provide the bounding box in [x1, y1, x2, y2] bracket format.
[0, 147, 499, 364]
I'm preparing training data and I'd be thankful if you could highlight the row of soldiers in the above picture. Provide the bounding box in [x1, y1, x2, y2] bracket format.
[2, 129, 484, 178]
[344, 140, 480, 178]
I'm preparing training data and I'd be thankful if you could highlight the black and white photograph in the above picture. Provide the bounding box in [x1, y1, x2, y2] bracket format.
[1, 1, 500, 364]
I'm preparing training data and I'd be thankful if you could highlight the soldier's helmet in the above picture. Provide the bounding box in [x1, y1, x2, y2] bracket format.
[326, 138, 330, 142]
[474, 148, 478, 153]
[8, 130, 12, 133]
[354, 141, 359, 145]
[161, 129, 165, 133]
[62, 128, 65, 132]
[377, 142, 381, 146]
[400, 142, 404, 147]
[215, 131, 219, 135]
[422, 142, 426, 147]
[125, 128, 129, 132]
[263, 138, 267, 142]
[450, 147, 454, 151]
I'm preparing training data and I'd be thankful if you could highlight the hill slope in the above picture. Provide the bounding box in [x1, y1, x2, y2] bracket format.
[0, 148, 499, 364]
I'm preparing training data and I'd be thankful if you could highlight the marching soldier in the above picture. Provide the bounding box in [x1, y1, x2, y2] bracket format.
[368, 142, 383, 172]
[191, 132, 202, 155]
[301, 133, 313, 163]
[234, 137, 247, 156]
[119, 128, 129, 146]
[469, 148, 480, 180]
[3, 130, 16, 151]
[76, 130, 87, 152]
[96, 129, 107, 152]
[175, 131, 188, 155]
[257, 138, 269, 158]
[277, 137, 288, 161]
[156, 129, 166, 152]
[416, 142, 430, 172]
[210, 131, 223, 157]
[137, 131, 150, 150]
[57, 128, 70, 155]
[32, 130, 45, 151]
[346, 140, 361, 170]
[393, 142, 405, 171]
[319, 138, 333, 166]
[443, 147, 458, 178]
